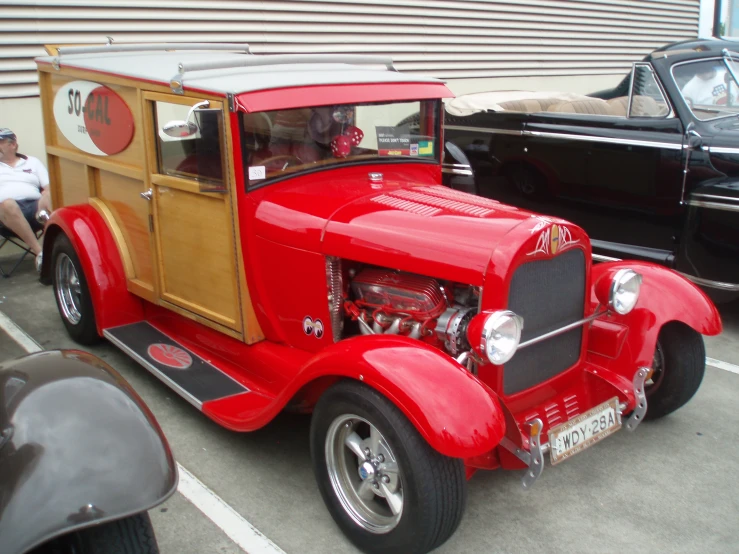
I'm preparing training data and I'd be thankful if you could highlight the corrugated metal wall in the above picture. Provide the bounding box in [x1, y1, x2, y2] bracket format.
[2, 0, 701, 98]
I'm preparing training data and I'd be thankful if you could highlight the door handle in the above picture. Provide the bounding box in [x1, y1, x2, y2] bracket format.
[140, 188, 153, 201]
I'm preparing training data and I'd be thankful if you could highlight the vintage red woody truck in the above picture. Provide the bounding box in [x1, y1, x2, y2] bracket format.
[35, 43, 721, 554]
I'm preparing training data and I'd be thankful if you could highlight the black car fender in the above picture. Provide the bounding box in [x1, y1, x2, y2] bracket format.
[0, 350, 177, 554]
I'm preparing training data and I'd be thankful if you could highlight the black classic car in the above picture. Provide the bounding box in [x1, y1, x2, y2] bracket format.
[442, 39, 739, 302]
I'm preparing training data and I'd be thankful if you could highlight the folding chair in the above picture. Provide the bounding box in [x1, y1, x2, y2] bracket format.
[0, 226, 43, 278]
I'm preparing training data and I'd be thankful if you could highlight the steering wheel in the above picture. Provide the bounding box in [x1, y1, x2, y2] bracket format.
[258, 154, 304, 170]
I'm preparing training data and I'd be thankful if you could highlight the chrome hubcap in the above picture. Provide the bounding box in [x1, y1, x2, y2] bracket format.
[55, 253, 82, 325]
[325, 414, 403, 534]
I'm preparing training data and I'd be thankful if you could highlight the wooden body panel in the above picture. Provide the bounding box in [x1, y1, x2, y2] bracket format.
[37, 63, 261, 341]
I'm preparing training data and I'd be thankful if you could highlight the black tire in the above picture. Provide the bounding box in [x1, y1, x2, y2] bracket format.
[310, 380, 466, 554]
[645, 322, 705, 420]
[36, 513, 159, 554]
[51, 233, 100, 345]
[503, 163, 550, 200]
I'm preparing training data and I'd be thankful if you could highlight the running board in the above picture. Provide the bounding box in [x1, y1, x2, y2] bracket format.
[104, 322, 249, 410]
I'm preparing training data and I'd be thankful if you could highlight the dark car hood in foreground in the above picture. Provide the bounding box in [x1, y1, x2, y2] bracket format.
[0, 350, 177, 554]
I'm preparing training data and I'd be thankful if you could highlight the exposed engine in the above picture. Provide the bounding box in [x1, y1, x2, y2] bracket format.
[343, 267, 480, 358]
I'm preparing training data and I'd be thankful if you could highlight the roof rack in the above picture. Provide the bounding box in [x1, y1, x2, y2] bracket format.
[50, 42, 250, 69]
[170, 54, 396, 94]
[55, 42, 252, 57]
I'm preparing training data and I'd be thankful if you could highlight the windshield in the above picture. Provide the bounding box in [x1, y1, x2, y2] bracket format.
[240, 100, 440, 185]
[672, 57, 739, 120]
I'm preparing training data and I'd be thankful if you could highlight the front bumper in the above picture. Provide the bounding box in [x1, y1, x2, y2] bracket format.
[499, 366, 649, 489]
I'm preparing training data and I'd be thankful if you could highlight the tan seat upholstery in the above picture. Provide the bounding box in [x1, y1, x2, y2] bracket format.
[498, 99, 544, 113]
[606, 97, 629, 116]
[546, 99, 613, 115]
[607, 95, 668, 117]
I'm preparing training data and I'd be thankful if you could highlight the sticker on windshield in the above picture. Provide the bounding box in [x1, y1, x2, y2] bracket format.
[249, 166, 266, 180]
[377, 126, 411, 156]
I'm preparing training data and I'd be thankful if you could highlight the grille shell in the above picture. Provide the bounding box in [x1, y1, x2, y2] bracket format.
[503, 248, 586, 395]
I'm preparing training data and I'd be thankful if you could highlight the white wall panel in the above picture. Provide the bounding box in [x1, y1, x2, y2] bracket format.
[1, 0, 701, 98]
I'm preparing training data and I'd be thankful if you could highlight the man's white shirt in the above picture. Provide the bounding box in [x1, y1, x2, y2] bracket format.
[0, 155, 49, 203]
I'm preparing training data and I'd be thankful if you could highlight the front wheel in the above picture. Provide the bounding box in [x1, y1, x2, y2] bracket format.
[36, 513, 159, 554]
[310, 380, 467, 554]
[645, 322, 706, 420]
[51, 234, 99, 345]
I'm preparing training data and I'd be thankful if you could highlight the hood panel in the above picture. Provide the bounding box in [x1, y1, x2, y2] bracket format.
[323, 185, 537, 285]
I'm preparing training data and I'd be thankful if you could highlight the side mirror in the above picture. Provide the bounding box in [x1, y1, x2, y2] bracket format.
[161, 100, 210, 138]
[687, 130, 702, 149]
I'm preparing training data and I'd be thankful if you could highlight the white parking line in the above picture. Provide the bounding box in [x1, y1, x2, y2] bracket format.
[0, 311, 286, 554]
[706, 357, 739, 375]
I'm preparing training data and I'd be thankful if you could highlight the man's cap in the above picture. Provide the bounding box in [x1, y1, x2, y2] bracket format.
[0, 128, 16, 141]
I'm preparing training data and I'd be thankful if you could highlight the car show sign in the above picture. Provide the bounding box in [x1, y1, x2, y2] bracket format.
[53, 80, 134, 156]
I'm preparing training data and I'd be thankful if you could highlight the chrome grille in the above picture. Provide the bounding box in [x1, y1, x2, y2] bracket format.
[504, 249, 586, 395]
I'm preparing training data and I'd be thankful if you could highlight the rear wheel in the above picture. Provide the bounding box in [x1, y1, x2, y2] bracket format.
[645, 322, 705, 420]
[504, 163, 550, 200]
[35, 513, 159, 554]
[310, 380, 466, 554]
[52, 234, 99, 345]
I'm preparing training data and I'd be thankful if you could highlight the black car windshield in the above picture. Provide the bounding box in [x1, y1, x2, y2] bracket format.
[673, 57, 739, 120]
[240, 100, 440, 185]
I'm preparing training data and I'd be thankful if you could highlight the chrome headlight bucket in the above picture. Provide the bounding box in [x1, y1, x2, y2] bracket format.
[473, 310, 524, 365]
[609, 269, 642, 315]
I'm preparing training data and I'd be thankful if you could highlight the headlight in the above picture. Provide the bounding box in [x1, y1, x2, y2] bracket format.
[609, 269, 642, 315]
[480, 310, 524, 365]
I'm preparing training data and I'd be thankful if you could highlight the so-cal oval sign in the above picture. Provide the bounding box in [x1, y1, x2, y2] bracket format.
[53, 80, 134, 156]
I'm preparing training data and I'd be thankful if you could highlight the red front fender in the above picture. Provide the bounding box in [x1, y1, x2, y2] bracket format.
[588, 261, 722, 369]
[42, 205, 144, 333]
[297, 335, 506, 459]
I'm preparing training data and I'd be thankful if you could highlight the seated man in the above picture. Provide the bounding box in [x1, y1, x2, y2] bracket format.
[681, 62, 737, 106]
[0, 128, 51, 272]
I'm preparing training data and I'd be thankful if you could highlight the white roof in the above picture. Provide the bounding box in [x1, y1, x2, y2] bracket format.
[35, 50, 443, 96]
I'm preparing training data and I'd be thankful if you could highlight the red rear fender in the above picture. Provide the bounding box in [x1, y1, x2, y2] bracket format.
[42, 205, 144, 332]
[300, 335, 506, 459]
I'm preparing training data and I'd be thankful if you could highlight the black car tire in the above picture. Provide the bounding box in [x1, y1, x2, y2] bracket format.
[645, 322, 705, 420]
[75, 513, 159, 554]
[37, 513, 159, 554]
[310, 380, 466, 554]
[503, 163, 550, 200]
[51, 234, 100, 345]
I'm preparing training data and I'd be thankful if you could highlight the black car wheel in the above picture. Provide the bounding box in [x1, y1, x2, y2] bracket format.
[645, 322, 706, 420]
[504, 164, 550, 200]
[52, 234, 100, 345]
[35, 513, 159, 554]
[311, 380, 466, 554]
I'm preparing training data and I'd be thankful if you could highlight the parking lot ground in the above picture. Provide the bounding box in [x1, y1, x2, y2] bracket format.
[1, 256, 738, 554]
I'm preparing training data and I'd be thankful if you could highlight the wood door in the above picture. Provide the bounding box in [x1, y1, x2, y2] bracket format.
[144, 93, 243, 335]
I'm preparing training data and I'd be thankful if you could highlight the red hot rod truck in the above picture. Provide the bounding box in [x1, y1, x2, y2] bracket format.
[35, 43, 721, 554]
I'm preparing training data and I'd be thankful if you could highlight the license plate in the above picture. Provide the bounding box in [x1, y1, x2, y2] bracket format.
[548, 397, 621, 465]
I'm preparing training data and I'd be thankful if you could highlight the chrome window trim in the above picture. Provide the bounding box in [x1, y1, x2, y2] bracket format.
[591, 252, 739, 291]
[445, 125, 523, 136]
[707, 146, 739, 154]
[687, 199, 739, 213]
[691, 192, 739, 203]
[441, 164, 473, 176]
[522, 129, 683, 150]
[630, 62, 675, 119]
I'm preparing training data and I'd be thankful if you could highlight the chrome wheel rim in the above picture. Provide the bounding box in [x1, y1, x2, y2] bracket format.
[325, 414, 403, 534]
[55, 253, 82, 325]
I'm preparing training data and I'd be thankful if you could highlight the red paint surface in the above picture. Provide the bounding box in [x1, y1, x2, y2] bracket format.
[83, 85, 134, 155]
